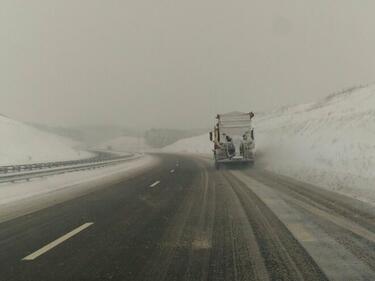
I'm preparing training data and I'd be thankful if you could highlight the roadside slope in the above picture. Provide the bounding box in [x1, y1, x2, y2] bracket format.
[255, 85, 375, 203]
[0, 115, 91, 165]
[163, 85, 375, 204]
[163, 133, 211, 154]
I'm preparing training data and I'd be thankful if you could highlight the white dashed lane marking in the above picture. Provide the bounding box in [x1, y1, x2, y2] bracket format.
[150, 181, 161, 188]
[22, 222, 94, 261]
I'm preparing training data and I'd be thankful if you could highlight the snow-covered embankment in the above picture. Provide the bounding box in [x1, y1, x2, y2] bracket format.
[0, 115, 92, 165]
[164, 85, 375, 204]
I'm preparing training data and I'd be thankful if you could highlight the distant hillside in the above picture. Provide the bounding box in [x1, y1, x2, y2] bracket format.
[29, 124, 143, 146]
[0, 116, 92, 165]
[96, 136, 152, 153]
[145, 128, 208, 148]
[28, 123, 85, 142]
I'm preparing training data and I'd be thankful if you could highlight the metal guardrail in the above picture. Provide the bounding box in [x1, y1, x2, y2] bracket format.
[0, 152, 139, 184]
[0, 151, 127, 174]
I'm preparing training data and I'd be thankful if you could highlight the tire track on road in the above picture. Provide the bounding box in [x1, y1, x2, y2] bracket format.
[223, 171, 328, 281]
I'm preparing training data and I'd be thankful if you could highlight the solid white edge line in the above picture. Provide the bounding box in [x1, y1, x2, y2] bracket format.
[150, 181, 160, 188]
[22, 222, 94, 261]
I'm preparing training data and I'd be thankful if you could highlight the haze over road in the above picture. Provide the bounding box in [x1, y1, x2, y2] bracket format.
[1, 154, 374, 281]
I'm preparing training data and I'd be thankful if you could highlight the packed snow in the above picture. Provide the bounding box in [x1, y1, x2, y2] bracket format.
[0, 115, 92, 165]
[164, 85, 375, 204]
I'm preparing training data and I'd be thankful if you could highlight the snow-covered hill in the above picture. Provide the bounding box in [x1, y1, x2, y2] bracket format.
[0, 115, 92, 165]
[164, 85, 375, 204]
[163, 134, 211, 154]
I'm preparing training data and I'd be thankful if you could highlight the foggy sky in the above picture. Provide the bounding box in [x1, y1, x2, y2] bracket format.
[1, 1, 375, 129]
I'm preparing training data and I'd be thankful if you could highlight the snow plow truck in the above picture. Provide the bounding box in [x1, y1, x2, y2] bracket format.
[209, 112, 255, 169]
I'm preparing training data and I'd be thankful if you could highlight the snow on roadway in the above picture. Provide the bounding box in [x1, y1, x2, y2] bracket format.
[0, 115, 92, 165]
[0, 155, 158, 223]
[0, 116, 158, 222]
[164, 85, 375, 205]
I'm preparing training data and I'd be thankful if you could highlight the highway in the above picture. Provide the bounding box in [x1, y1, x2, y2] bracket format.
[1, 154, 375, 281]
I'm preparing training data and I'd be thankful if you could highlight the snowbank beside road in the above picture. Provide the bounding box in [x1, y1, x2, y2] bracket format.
[163, 134, 211, 154]
[255, 85, 375, 204]
[0, 155, 157, 223]
[0, 115, 92, 165]
[164, 85, 375, 204]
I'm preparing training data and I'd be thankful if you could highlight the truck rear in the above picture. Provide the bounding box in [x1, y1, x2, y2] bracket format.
[209, 112, 255, 169]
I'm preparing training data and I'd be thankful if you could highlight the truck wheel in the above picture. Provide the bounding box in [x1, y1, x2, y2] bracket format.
[215, 162, 220, 170]
[247, 161, 255, 168]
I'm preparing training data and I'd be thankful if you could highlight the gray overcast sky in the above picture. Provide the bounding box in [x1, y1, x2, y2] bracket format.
[1, 1, 375, 129]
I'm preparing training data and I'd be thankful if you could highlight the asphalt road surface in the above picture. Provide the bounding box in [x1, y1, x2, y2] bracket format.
[1, 154, 375, 281]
